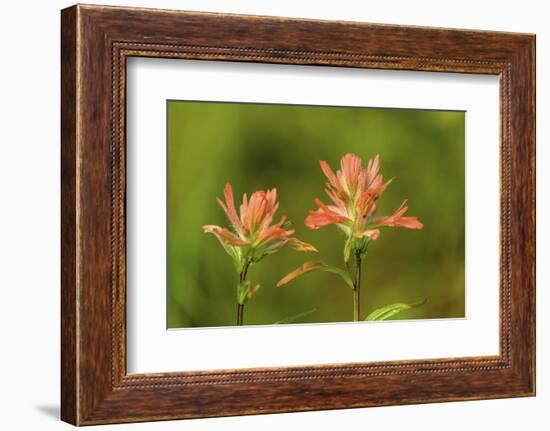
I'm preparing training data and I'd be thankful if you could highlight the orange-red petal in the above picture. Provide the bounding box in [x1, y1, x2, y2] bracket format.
[203, 224, 247, 246]
[217, 183, 244, 234]
[373, 200, 423, 230]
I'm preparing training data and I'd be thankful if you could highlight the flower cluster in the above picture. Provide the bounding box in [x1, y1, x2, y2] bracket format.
[203, 183, 316, 273]
[305, 153, 422, 261]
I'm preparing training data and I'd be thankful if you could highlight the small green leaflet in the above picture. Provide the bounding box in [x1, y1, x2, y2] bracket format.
[276, 261, 354, 289]
[365, 299, 427, 321]
[343, 236, 353, 264]
[236, 281, 250, 305]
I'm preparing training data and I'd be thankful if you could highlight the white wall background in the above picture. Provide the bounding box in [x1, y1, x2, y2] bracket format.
[0, 0, 546, 429]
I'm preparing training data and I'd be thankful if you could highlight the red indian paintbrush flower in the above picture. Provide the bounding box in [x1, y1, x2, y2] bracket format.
[204, 183, 316, 270]
[204, 183, 316, 325]
[305, 153, 422, 261]
[278, 153, 425, 323]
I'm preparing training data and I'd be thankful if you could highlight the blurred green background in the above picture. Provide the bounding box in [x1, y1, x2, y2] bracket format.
[167, 101, 465, 328]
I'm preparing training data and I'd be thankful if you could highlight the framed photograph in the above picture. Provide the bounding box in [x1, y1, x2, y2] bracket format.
[61, 4, 535, 425]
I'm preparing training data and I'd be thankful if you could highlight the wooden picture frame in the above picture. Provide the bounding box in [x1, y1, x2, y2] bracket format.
[61, 4, 535, 425]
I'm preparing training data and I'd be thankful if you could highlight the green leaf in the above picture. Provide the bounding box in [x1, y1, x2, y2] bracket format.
[220, 243, 244, 273]
[365, 299, 427, 321]
[343, 236, 353, 264]
[236, 281, 250, 305]
[237, 281, 261, 305]
[276, 261, 354, 289]
[274, 308, 317, 324]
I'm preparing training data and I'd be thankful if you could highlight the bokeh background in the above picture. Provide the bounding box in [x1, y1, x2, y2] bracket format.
[167, 101, 465, 328]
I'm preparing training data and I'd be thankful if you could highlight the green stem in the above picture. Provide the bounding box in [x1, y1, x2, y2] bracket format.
[353, 254, 362, 322]
[236, 261, 250, 326]
[236, 304, 244, 326]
